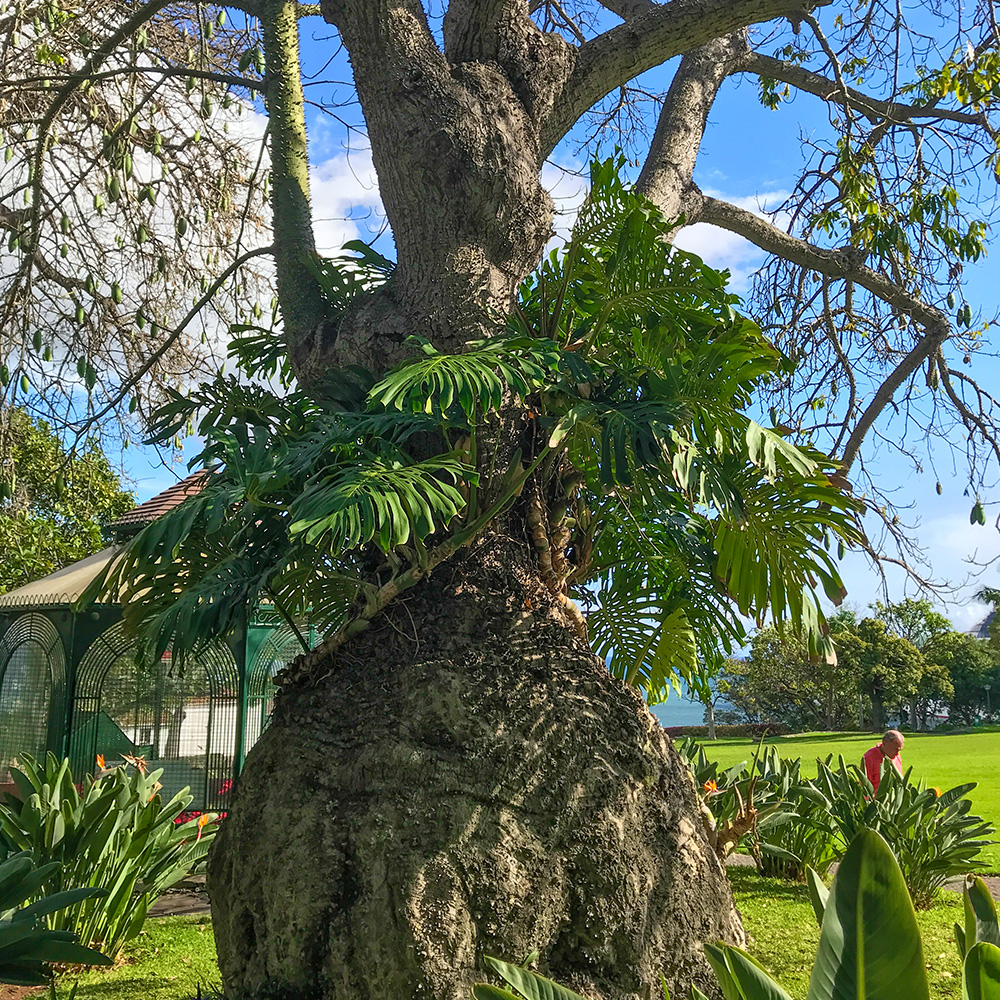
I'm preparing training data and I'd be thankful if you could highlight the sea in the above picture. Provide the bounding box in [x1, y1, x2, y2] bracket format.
[649, 696, 707, 728]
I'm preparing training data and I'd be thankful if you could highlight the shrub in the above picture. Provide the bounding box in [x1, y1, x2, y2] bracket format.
[662, 723, 791, 739]
[803, 755, 996, 908]
[750, 752, 839, 880]
[674, 740, 791, 860]
[0, 753, 217, 957]
[0, 852, 111, 984]
[472, 833, 1000, 1000]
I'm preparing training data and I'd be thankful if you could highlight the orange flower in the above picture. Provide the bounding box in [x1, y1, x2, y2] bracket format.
[95, 754, 105, 770]
[702, 779, 718, 794]
[932, 787, 942, 797]
[196, 813, 214, 841]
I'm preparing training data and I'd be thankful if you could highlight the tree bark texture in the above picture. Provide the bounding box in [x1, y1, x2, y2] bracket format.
[210, 537, 744, 1000]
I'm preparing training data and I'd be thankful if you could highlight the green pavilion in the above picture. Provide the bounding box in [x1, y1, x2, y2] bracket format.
[0, 471, 314, 810]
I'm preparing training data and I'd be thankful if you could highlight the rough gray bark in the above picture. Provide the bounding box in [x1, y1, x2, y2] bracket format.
[210, 539, 744, 1000]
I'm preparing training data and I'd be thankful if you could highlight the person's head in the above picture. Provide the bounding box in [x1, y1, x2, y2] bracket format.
[880, 730, 904, 756]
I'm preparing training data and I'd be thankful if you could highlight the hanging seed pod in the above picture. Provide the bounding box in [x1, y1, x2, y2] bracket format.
[32, 330, 42, 352]
[0, 365, 9, 386]
[946, 291, 956, 309]
[112, 282, 123, 304]
[19, 374, 29, 393]
[936, 482, 943, 495]
[971, 500, 986, 525]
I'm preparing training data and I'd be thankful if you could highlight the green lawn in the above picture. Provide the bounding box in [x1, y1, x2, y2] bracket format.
[729, 867, 964, 999]
[61, 887, 965, 1000]
[62, 916, 219, 1000]
[693, 730, 1000, 868]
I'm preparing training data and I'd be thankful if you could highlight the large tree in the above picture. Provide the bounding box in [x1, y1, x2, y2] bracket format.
[13, 0, 1000, 997]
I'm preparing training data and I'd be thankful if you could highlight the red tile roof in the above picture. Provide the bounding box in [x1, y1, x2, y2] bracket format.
[111, 468, 215, 528]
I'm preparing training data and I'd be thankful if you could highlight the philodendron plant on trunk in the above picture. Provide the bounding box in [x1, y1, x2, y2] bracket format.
[83, 162, 862, 998]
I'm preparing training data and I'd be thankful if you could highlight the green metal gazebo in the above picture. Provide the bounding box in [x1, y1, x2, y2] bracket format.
[0, 471, 312, 811]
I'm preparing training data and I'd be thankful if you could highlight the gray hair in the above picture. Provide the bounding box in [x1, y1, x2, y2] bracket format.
[883, 729, 904, 745]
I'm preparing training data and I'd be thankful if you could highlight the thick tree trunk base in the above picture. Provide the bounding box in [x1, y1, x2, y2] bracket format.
[209, 549, 743, 1000]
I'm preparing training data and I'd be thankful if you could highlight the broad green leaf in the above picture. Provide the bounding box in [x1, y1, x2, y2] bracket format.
[723, 945, 793, 1000]
[966, 877, 1000, 954]
[806, 868, 829, 928]
[964, 942, 1000, 1000]
[473, 986, 522, 1000]
[485, 957, 590, 1000]
[806, 828, 929, 1000]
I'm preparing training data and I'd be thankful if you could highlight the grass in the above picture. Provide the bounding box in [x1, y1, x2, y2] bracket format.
[695, 729, 1000, 868]
[729, 866, 965, 999]
[61, 916, 219, 1000]
[47, 875, 973, 1000]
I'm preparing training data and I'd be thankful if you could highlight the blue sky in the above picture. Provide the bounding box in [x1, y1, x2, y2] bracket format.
[125, 8, 1000, 637]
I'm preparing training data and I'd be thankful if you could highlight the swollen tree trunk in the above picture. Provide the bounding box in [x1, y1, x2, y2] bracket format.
[210, 539, 744, 999]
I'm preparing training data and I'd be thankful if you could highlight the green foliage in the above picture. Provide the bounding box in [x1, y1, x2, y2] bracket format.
[674, 740, 796, 861]
[833, 618, 926, 731]
[83, 159, 861, 705]
[717, 626, 860, 732]
[956, 876, 1000, 962]
[0, 408, 134, 594]
[0, 853, 111, 985]
[0, 754, 216, 958]
[803, 757, 995, 908]
[474, 833, 1000, 1000]
[472, 956, 591, 1000]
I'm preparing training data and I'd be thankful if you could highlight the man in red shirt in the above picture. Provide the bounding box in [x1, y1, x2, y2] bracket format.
[862, 730, 905, 793]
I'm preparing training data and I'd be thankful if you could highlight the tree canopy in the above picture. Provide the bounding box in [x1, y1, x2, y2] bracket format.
[0, 407, 134, 592]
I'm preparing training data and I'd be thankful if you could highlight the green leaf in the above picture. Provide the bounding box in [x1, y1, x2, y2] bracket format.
[705, 944, 793, 1000]
[965, 877, 1000, 954]
[806, 868, 829, 928]
[806, 828, 929, 1000]
[964, 942, 1000, 1000]
[484, 957, 590, 1000]
[472, 986, 523, 1000]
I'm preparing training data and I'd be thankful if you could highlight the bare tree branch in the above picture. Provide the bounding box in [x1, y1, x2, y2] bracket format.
[541, 0, 831, 154]
[635, 32, 747, 218]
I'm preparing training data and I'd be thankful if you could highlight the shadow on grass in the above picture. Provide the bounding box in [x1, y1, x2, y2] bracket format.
[69, 976, 223, 1000]
[727, 867, 812, 903]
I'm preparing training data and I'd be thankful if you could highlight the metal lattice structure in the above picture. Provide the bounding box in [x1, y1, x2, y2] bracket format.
[244, 626, 307, 757]
[68, 621, 241, 811]
[0, 614, 66, 782]
[0, 471, 316, 809]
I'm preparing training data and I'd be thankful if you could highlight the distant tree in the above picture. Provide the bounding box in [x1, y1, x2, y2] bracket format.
[720, 626, 859, 732]
[925, 631, 1000, 726]
[871, 599, 953, 729]
[0, 408, 134, 592]
[834, 618, 925, 732]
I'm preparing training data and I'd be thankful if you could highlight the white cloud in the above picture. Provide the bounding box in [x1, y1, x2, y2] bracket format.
[309, 151, 385, 254]
[672, 189, 792, 293]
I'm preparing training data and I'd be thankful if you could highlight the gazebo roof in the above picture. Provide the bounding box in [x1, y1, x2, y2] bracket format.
[110, 468, 213, 531]
[0, 468, 214, 610]
[0, 547, 120, 609]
